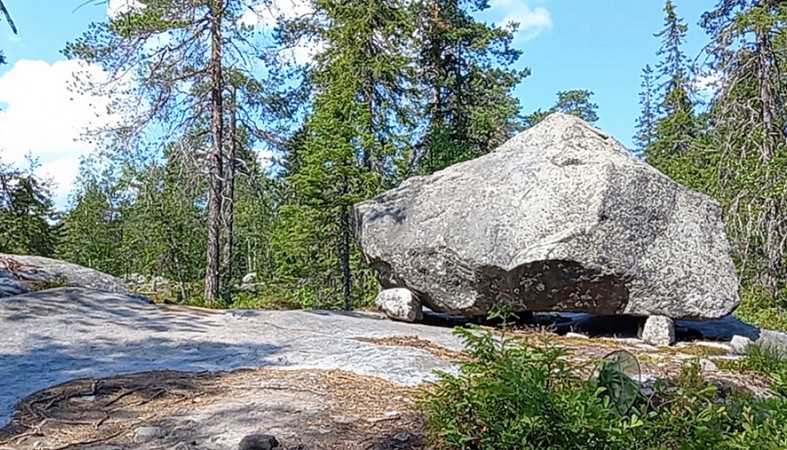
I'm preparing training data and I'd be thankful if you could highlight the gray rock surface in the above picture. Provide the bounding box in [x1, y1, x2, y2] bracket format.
[0, 288, 462, 427]
[238, 434, 281, 450]
[134, 426, 167, 442]
[375, 288, 423, 322]
[641, 315, 676, 346]
[0, 268, 28, 298]
[730, 335, 754, 355]
[355, 113, 739, 319]
[0, 254, 131, 297]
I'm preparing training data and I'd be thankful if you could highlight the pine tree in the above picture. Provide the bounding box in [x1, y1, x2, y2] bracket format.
[634, 65, 657, 154]
[700, 0, 787, 296]
[64, 0, 288, 304]
[645, 0, 697, 173]
[415, 0, 527, 173]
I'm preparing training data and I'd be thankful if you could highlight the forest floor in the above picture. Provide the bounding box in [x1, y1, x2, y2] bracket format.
[0, 287, 781, 449]
[0, 368, 425, 450]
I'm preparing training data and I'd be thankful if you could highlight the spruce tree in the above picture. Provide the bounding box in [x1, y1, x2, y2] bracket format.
[415, 0, 527, 173]
[634, 65, 657, 155]
[0, 160, 57, 257]
[700, 0, 787, 296]
[645, 0, 697, 174]
[275, 0, 415, 308]
[526, 90, 599, 126]
[57, 181, 120, 273]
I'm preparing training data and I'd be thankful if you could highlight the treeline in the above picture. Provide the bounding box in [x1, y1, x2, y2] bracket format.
[1, 1, 784, 315]
[633, 0, 787, 317]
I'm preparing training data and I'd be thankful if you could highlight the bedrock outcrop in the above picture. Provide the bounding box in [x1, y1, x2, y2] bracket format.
[355, 113, 739, 320]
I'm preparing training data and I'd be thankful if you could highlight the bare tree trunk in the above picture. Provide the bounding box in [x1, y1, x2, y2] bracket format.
[339, 178, 352, 310]
[204, 0, 224, 304]
[755, 16, 783, 296]
[222, 86, 237, 288]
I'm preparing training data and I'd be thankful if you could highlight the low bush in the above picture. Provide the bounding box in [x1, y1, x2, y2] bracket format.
[719, 344, 787, 397]
[420, 327, 787, 450]
[735, 284, 787, 332]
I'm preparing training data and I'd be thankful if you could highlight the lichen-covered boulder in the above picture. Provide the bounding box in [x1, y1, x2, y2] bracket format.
[0, 254, 131, 298]
[355, 113, 739, 320]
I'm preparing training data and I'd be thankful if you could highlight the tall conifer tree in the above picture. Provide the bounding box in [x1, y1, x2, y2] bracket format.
[646, 0, 697, 172]
[275, 0, 415, 308]
[701, 0, 787, 295]
[634, 65, 657, 155]
[415, 0, 527, 173]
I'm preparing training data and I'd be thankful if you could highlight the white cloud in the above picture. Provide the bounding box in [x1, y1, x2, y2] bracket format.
[107, 0, 144, 18]
[693, 71, 721, 98]
[256, 148, 274, 171]
[240, 0, 313, 28]
[491, 0, 553, 40]
[0, 59, 122, 207]
[241, 0, 321, 65]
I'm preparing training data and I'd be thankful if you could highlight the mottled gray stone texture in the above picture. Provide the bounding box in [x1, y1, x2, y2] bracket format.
[355, 113, 740, 320]
[375, 288, 423, 322]
[641, 316, 676, 346]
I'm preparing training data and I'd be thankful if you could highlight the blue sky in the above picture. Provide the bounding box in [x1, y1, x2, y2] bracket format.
[0, 0, 716, 208]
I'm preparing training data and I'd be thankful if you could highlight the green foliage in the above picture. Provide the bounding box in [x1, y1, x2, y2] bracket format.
[698, 0, 787, 296]
[720, 344, 787, 397]
[0, 159, 57, 256]
[273, 0, 415, 309]
[416, 0, 527, 174]
[525, 89, 599, 127]
[735, 284, 787, 332]
[421, 327, 787, 450]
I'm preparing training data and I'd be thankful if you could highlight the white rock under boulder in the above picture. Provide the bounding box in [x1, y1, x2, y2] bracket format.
[375, 288, 423, 323]
[730, 335, 755, 355]
[640, 315, 676, 346]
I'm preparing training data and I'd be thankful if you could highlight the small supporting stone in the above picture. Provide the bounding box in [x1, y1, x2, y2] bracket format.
[239, 434, 281, 450]
[640, 315, 675, 346]
[375, 288, 423, 322]
[730, 335, 754, 355]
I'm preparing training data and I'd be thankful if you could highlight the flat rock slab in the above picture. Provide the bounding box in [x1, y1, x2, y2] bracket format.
[0, 288, 462, 427]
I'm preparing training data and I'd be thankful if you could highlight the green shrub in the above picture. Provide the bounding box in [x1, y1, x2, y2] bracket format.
[420, 326, 787, 450]
[720, 344, 787, 397]
[735, 284, 787, 332]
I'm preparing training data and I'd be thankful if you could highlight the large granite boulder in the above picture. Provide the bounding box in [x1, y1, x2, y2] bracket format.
[355, 113, 739, 320]
[0, 254, 131, 298]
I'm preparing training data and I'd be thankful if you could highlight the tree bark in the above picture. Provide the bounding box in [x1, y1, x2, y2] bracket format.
[222, 86, 237, 288]
[339, 178, 352, 310]
[755, 10, 783, 296]
[204, 0, 225, 304]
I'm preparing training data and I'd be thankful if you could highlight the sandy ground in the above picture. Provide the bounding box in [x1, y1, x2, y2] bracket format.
[0, 368, 427, 450]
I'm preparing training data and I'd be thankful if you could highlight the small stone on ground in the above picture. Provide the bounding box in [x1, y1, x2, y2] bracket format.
[641, 316, 676, 346]
[375, 288, 423, 322]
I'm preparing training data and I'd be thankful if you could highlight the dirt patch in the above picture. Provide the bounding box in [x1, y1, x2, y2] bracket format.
[0, 368, 426, 450]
